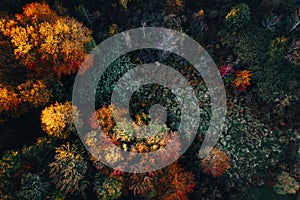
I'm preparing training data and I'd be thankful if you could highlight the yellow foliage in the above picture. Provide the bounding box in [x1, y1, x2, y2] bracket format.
[198, 9, 205, 17]
[225, 7, 238, 20]
[0, 80, 51, 118]
[0, 2, 93, 77]
[232, 70, 252, 88]
[17, 80, 51, 107]
[40, 102, 80, 138]
[0, 84, 20, 113]
[119, 0, 130, 9]
[273, 37, 287, 45]
[274, 172, 300, 195]
[55, 143, 83, 160]
[109, 23, 118, 36]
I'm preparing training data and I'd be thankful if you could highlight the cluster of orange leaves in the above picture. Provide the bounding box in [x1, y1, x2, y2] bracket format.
[168, 0, 183, 10]
[89, 104, 170, 154]
[200, 148, 231, 177]
[17, 80, 51, 107]
[109, 162, 195, 199]
[0, 84, 20, 113]
[232, 70, 252, 92]
[0, 2, 93, 77]
[0, 80, 51, 117]
[128, 172, 156, 196]
[89, 104, 128, 134]
[158, 162, 196, 200]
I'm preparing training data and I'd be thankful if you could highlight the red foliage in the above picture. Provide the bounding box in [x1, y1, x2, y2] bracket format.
[200, 148, 231, 177]
[158, 162, 196, 200]
[219, 64, 234, 77]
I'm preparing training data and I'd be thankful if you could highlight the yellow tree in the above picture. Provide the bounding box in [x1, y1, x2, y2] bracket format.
[0, 2, 93, 77]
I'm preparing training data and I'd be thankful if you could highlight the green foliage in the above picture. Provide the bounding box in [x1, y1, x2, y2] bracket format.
[232, 28, 269, 66]
[255, 37, 300, 102]
[49, 143, 89, 196]
[21, 137, 57, 171]
[16, 173, 49, 200]
[224, 3, 251, 32]
[218, 100, 300, 187]
[94, 173, 123, 200]
[96, 56, 135, 105]
[274, 172, 300, 195]
[0, 150, 22, 197]
[241, 186, 295, 200]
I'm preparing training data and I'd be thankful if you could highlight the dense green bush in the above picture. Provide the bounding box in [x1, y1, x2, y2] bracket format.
[218, 102, 299, 187]
[16, 173, 49, 200]
[224, 3, 251, 32]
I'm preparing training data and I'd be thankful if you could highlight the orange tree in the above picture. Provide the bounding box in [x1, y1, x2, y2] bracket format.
[0, 2, 93, 78]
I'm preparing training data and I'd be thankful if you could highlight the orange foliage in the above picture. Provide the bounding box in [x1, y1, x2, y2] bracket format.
[21, 2, 56, 22]
[0, 2, 93, 77]
[0, 84, 20, 113]
[0, 80, 51, 118]
[167, 0, 184, 12]
[158, 162, 196, 200]
[17, 80, 51, 107]
[128, 173, 155, 196]
[90, 104, 128, 134]
[90, 105, 115, 134]
[232, 70, 252, 92]
[200, 148, 230, 177]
